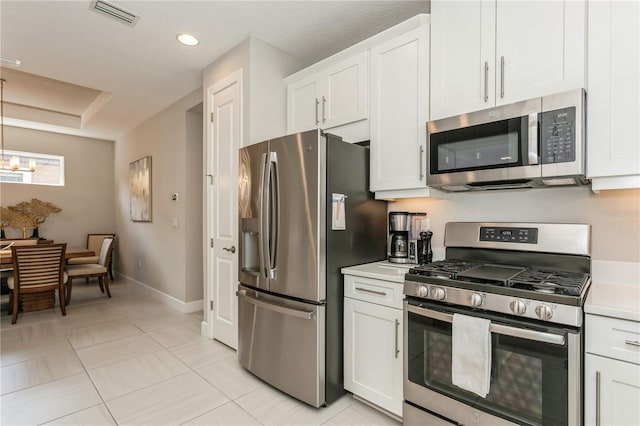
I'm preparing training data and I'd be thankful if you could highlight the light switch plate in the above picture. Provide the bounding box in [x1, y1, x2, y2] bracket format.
[171, 193, 179, 201]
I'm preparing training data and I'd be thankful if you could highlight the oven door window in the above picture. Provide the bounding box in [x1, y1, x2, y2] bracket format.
[407, 309, 568, 426]
[430, 117, 529, 174]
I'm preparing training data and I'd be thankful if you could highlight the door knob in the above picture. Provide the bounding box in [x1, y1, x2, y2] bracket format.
[223, 246, 236, 254]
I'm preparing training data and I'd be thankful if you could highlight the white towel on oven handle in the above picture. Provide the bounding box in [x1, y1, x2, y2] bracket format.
[451, 313, 492, 398]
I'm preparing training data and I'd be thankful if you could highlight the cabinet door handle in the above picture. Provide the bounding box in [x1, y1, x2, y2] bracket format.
[419, 145, 424, 181]
[595, 371, 601, 426]
[394, 319, 400, 358]
[500, 56, 505, 99]
[484, 61, 489, 103]
[625, 340, 640, 346]
[355, 287, 387, 296]
[315, 98, 320, 125]
[322, 96, 326, 123]
[223, 246, 236, 254]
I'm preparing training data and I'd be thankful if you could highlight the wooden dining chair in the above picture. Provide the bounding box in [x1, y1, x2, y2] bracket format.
[1, 239, 39, 279]
[8, 243, 67, 324]
[65, 238, 114, 305]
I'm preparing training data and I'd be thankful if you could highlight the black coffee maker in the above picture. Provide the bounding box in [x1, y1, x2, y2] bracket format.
[388, 212, 410, 263]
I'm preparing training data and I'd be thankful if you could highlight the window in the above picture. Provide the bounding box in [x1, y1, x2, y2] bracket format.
[0, 150, 65, 186]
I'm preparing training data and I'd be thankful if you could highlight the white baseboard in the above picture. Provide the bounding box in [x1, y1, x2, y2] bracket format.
[118, 273, 204, 314]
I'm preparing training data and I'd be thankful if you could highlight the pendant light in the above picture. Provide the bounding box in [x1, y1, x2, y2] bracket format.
[1, 78, 36, 172]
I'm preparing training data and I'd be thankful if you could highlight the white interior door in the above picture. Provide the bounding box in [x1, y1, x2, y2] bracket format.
[205, 69, 242, 349]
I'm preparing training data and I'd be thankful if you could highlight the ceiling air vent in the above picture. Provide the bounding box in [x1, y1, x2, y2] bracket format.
[90, 0, 139, 26]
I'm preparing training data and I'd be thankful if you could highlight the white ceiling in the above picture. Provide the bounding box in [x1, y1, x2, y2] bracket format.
[0, 0, 429, 141]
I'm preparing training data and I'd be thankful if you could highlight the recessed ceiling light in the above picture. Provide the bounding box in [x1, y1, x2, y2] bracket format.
[177, 33, 199, 46]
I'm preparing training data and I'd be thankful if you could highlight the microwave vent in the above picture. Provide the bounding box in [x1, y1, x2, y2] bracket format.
[90, 0, 139, 26]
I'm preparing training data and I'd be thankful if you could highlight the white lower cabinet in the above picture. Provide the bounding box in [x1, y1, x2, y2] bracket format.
[585, 314, 640, 425]
[585, 354, 640, 425]
[344, 275, 403, 417]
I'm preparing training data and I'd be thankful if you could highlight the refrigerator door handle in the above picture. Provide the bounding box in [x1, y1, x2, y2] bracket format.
[236, 289, 315, 320]
[268, 151, 279, 279]
[260, 152, 270, 280]
[269, 152, 280, 279]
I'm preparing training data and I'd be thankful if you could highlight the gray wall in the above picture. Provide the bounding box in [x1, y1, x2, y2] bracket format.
[202, 37, 301, 147]
[114, 88, 203, 303]
[185, 104, 204, 302]
[1, 126, 115, 246]
[249, 37, 302, 144]
[390, 186, 640, 263]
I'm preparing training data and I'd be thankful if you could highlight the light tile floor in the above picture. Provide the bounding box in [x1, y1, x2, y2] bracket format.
[0, 278, 401, 426]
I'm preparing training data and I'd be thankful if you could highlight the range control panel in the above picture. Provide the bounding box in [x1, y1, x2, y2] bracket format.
[479, 226, 538, 244]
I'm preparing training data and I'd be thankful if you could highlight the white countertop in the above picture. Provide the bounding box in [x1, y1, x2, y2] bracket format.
[585, 281, 640, 322]
[585, 260, 640, 321]
[341, 261, 413, 284]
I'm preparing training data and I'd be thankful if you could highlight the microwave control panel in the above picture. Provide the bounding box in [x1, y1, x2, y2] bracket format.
[539, 107, 576, 164]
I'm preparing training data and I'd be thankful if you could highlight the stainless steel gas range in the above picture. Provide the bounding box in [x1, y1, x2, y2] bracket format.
[403, 222, 591, 426]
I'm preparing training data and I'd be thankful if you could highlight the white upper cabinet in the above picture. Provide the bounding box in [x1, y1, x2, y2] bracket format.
[586, 0, 640, 190]
[287, 52, 368, 134]
[430, 0, 495, 119]
[495, 0, 585, 105]
[430, 0, 586, 120]
[369, 24, 430, 196]
[287, 78, 320, 134]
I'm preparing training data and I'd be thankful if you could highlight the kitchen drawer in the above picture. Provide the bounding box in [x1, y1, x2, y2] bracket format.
[586, 314, 640, 365]
[344, 274, 403, 309]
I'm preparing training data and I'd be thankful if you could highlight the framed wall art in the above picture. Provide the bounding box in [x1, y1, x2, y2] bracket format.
[129, 156, 152, 222]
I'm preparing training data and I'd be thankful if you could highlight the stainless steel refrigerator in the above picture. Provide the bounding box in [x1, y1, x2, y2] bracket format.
[237, 129, 387, 407]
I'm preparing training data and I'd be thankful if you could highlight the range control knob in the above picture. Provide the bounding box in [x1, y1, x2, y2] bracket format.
[535, 304, 553, 320]
[432, 287, 446, 301]
[509, 300, 527, 315]
[417, 285, 429, 298]
[469, 293, 483, 307]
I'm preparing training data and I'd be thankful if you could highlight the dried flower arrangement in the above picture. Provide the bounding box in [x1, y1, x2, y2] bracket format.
[0, 199, 62, 238]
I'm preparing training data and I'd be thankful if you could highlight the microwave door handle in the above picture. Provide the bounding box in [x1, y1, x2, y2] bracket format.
[268, 152, 279, 279]
[406, 304, 565, 345]
[528, 112, 539, 165]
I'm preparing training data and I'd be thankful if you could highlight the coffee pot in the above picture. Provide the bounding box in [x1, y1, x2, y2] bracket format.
[388, 212, 427, 263]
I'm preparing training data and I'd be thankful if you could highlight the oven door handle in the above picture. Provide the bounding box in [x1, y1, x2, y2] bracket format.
[407, 304, 566, 346]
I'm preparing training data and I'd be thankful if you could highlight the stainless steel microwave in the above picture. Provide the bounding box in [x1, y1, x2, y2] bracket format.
[426, 89, 588, 192]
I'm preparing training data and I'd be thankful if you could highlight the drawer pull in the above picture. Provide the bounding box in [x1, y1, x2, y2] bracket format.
[355, 287, 387, 296]
[625, 340, 640, 347]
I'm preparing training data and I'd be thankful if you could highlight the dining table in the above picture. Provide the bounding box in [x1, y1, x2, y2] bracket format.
[0, 246, 95, 266]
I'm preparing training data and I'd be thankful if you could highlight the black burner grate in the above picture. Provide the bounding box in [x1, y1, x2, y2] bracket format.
[410, 260, 482, 279]
[509, 269, 590, 296]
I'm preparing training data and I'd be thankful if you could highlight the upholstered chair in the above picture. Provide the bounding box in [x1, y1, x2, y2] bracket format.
[65, 238, 115, 305]
[66, 234, 116, 279]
